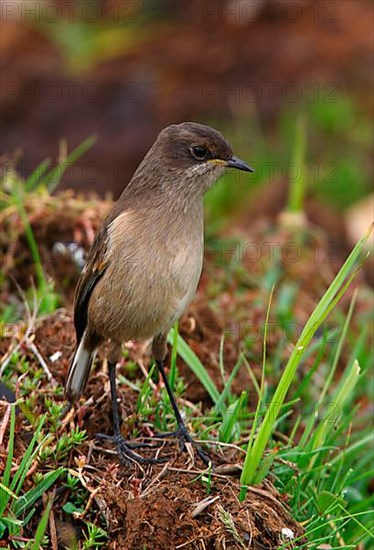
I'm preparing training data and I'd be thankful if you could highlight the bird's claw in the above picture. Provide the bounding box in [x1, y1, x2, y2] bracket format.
[155, 424, 212, 467]
[95, 432, 161, 449]
[94, 433, 166, 466]
[115, 435, 167, 466]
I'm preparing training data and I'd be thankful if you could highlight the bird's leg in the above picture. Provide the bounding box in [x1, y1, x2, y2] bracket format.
[155, 359, 212, 467]
[95, 361, 164, 465]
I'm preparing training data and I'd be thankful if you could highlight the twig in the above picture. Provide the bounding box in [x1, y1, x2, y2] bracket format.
[137, 359, 157, 390]
[244, 485, 286, 509]
[0, 342, 22, 376]
[0, 401, 11, 445]
[195, 439, 246, 453]
[167, 466, 237, 481]
[176, 530, 220, 549]
[191, 495, 220, 518]
[28, 341, 57, 386]
[48, 492, 58, 550]
[73, 487, 101, 520]
[141, 461, 170, 497]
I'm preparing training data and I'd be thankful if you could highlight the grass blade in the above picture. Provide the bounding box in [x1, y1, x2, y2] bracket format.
[214, 354, 244, 416]
[240, 285, 274, 498]
[308, 361, 361, 470]
[25, 159, 51, 192]
[0, 403, 16, 516]
[31, 498, 52, 550]
[13, 468, 63, 516]
[219, 391, 247, 443]
[288, 115, 307, 213]
[45, 135, 97, 192]
[167, 331, 220, 404]
[11, 415, 46, 496]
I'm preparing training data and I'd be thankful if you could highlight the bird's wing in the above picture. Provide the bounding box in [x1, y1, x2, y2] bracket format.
[73, 224, 109, 344]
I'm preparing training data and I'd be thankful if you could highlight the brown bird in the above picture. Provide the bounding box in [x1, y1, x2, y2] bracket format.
[65, 122, 253, 465]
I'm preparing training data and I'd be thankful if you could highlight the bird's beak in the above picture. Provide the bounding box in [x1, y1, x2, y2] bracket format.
[226, 156, 254, 173]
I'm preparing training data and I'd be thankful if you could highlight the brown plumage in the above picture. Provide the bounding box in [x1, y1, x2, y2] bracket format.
[65, 122, 253, 465]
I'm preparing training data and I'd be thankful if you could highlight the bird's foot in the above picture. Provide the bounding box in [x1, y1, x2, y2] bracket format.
[95, 432, 161, 449]
[94, 433, 166, 466]
[156, 424, 212, 467]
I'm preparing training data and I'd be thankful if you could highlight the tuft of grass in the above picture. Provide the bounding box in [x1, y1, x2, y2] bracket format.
[82, 522, 107, 549]
[240, 224, 372, 494]
[0, 403, 64, 542]
[1, 136, 96, 317]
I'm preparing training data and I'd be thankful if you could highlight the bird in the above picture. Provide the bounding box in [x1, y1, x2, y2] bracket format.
[64, 122, 253, 466]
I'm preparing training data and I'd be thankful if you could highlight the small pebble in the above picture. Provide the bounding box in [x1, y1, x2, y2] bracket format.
[281, 527, 294, 540]
[49, 350, 62, 362]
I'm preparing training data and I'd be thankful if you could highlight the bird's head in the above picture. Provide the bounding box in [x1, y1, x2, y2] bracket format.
[131, 122, 253, 199]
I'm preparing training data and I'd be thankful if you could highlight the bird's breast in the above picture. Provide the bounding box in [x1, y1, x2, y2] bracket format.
[88, 209, 204, 341]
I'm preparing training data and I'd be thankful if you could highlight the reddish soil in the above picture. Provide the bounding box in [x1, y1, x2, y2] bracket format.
[102, 468, 306, 549]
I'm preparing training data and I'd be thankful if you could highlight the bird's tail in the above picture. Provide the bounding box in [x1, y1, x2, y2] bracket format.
[65, 335, 96, 402]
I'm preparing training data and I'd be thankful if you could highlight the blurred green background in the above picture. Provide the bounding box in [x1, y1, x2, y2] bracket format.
[1, 0, 372, 222]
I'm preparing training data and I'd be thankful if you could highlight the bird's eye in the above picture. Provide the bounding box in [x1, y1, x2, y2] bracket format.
[191, 145, 209, 160]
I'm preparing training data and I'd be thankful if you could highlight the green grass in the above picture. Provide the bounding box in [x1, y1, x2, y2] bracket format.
[167, 330, 220, 404]
[240, 224, 372, 492]
[1, 136, 97, 320]
[0, 404, 64, 546]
